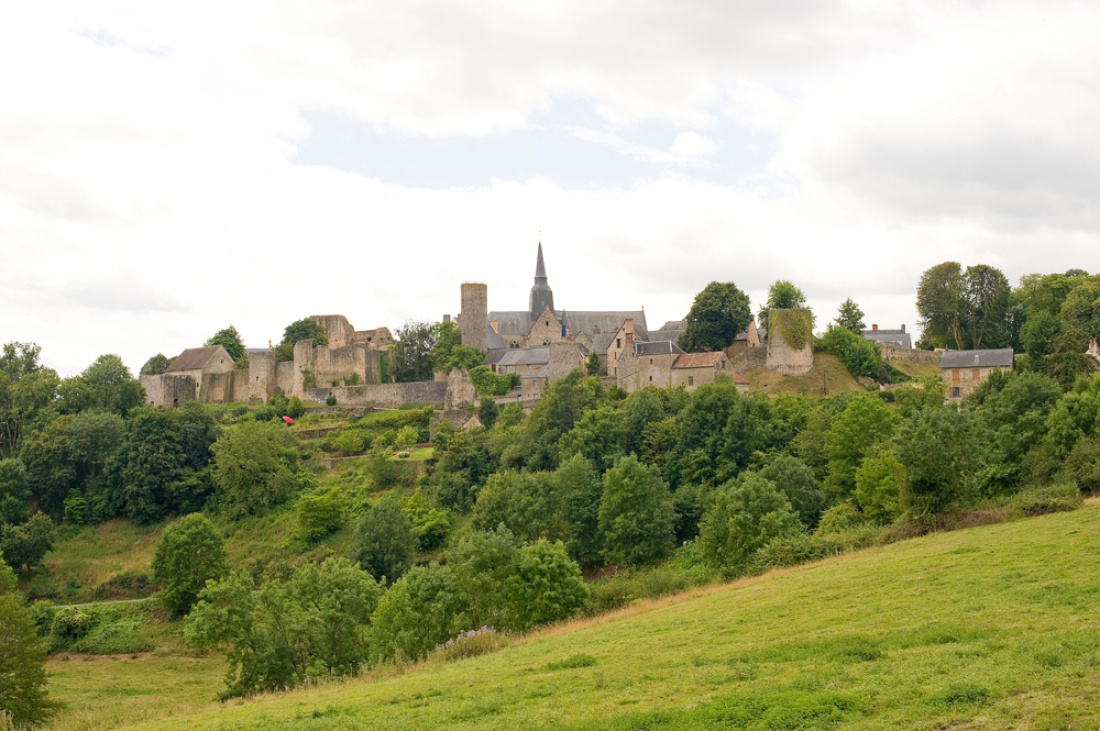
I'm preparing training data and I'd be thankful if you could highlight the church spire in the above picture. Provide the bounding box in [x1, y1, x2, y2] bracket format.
[529, 238, 554, 321]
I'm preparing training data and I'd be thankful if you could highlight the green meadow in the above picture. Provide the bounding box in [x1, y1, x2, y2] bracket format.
[43, 501, 1100, 731]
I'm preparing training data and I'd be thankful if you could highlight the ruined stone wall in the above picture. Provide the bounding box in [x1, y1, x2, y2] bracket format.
[765, 310, 814, 375]
[460, 283, 489, 352]
[355, 328, 393, 348]
[309, 315, 355, 347]
[729, 345, 767, 374]
[276, 361, 295, 395]
[306, 381, 448, 409]
[248, 352, 277, 401]
[140, 374, 196, 407]
[878, 344, 940, 365]
[445, 367, 477, 409]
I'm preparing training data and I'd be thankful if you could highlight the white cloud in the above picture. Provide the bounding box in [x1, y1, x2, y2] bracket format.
[669, 132, 718, 159]
[2, 1, 1100, 375]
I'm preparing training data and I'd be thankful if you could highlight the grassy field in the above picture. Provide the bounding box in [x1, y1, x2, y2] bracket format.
[45, 501, 1098, 731]
[746, 353, 865, 396]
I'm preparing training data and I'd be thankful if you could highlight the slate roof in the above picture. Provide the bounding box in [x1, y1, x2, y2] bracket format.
[940, 348, 1014, 369]
[864, 329, 913, 350]
[563, 310, 649, 337]
[483, 348, 508, 365]
[165, 346, 224, 373]
[633, 341, 685, 356]
[498, 346, 551, 367]
[489, 311, 536, 335]
[485, 325, 506, 350]
[659, 320, 686, 331]
[648, 329, 683, 343]
[590, 332, 616, 354]
[673, 352, 726, 369]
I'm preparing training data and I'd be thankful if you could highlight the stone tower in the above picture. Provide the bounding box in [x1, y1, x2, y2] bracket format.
[460, 282, 488, 351]
[529, 242, 554, 321]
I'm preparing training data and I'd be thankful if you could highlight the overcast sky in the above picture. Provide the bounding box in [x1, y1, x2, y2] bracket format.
[3, 1, 1099, 377]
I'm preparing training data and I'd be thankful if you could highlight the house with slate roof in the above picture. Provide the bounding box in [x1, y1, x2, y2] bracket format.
[863, 324, 913, 350]
[941, 347, 1014, 400]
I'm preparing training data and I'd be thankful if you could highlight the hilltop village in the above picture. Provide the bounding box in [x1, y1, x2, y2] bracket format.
[142, 243, 978, 413]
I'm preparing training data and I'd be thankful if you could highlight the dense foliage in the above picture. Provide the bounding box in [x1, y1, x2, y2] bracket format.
[678, 281, 753, 352]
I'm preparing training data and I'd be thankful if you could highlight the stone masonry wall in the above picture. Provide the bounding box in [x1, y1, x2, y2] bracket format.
[765, 309, 814, 375]
[140, 374, 195, 407]
[306, 381, 448, 409]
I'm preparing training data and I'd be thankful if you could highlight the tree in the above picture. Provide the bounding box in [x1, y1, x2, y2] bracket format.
[294, 489, 347, 544]
[698, 474, 802, 569]
[206, 326, 248, 368]
[758, 455, 825, 528]
[0, 551, 53, 726]
[369, 564, 465, 663]
[558, 405, 627, 474]
[678, 282, 753, 352]
[964, 264, 1011, 350]
[0, 458, 30, 525]
[140, 353, 171, 376]
[502, 540, 588, 631]
[58, 354, 145, 416]
[355, 497, 417, 584]
[116, 403, 219, 523]
[478, 397, 499, 429]
[586, 351, 601, 376]
[598, 455, 675, 565]
[835, 298, 866, 333]
[391, 322, 437, 383]
[758, 280, 809, 329]
[187, 558, 381, 697]
[895, 407, 979, 517]
[0, 365, 60, 457]
[0, 343, 42, 381]
[854, 448, 905, 524]
[153, 513, 228, 617]
[274, 319, 327, 362]
[555, 454, 603, 567]
[823, 394, 901, 502]
[212, 421, 299, 518]
[917, 262, 967, 349]
[0, 513, 54, 573]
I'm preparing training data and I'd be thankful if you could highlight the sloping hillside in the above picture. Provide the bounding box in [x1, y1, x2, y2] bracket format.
[105, 502, 1100, 731]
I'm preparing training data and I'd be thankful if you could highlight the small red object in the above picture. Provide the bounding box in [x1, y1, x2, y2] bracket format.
[282, 416, 294, 424]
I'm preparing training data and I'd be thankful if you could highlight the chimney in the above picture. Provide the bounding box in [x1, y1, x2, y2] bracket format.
[901, 324, 906, 332]
[624, 318, 635, 348]
[268, 339, 273, 351]
[872, 324, 878, 332]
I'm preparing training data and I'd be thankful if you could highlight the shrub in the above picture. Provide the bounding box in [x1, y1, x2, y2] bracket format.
[430, 626, 504, 663]
[469, 366, 519, 397]
[749, 533, 841, 573]
[325, 393, 337, 406]
[294, 489, 347, 544]
[212, 421, 300, 518]
[1006, 481, 1082, 517]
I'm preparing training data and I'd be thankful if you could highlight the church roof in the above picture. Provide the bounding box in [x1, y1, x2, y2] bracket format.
[562, 310, 649, 337]
[489, 310, 535, 335]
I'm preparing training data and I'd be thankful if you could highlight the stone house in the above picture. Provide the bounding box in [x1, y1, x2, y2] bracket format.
[617, 341, 684, 392]
[671, 351, 731, 389]
[941, 348, 1014, 400]
[863, 324, 912, 350]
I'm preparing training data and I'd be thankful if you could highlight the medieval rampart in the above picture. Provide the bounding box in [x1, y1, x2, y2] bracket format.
[306, 381, 448, 409]
[765, 309, 814, 375]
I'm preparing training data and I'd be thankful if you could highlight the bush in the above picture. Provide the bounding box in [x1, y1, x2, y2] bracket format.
[212, 421, 300, 518]
[326, 394, 337, 406]
[469, 366, 519, 397]
[749, 533, 841, 573]
[430, 626, 505, 663]
[294, 489, 347, 544]
[1006, 481, 1082, 516]
[598, 455, 676, 566]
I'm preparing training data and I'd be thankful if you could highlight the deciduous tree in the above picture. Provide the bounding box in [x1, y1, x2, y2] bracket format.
[0, 551, 53, 725]
[678, 282, 752, 352]
[835, 298, 866, 333]
[153, 513, 227, 617]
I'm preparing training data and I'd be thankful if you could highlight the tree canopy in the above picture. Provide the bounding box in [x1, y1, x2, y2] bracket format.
[835, 298, 866, 333]
[206, 326, 248, 368]
[678, 282, 753, 352]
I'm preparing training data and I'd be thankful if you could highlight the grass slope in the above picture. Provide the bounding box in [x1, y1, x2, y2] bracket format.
[746, 353, 864, 396]
[98, 503, 1100, 731]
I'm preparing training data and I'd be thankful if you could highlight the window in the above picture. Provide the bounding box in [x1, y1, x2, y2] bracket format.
[649, 358, 653, 364]
[688, 376, 694, 386]
[972, 368, 980, 380]
[952, 387, 960, 398]
[545, 321, 549, 326]
[649, 376, 653, 382]
[617, 338, 622, 348]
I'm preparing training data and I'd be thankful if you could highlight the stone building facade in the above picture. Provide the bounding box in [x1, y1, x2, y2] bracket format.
[941, 348, 1014, 400]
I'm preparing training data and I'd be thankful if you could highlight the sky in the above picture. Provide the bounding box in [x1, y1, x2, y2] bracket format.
[3, 1, 1099, 377]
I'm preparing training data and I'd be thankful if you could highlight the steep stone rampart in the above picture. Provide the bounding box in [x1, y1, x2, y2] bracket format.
[306, 381, 448, 409]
